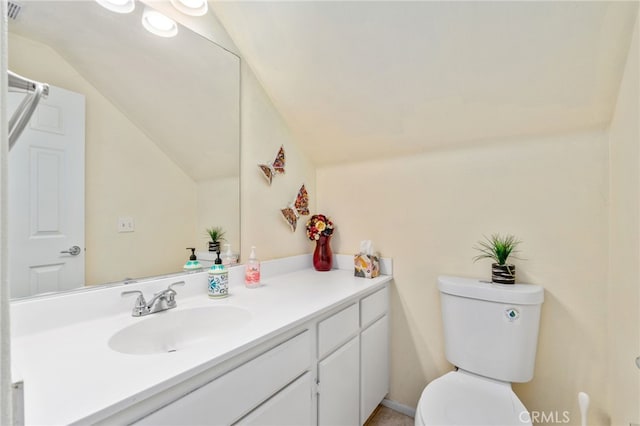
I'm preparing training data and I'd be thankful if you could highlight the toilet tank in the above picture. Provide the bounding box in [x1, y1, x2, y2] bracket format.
[438, 276, 544, 383]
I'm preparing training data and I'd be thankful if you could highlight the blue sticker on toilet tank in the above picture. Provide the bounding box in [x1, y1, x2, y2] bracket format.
[505, 308, 519, 322]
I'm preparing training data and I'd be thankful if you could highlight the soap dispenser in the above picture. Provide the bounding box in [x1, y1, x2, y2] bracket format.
[208, 263, 229, 298]
[245, 246, 260, 288]
[184, 248, 202, 271]
[221, 244, 235, 266]
[208, 250, 229, 298]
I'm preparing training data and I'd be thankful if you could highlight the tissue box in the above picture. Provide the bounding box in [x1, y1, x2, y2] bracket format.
[354, 254, 380, 278]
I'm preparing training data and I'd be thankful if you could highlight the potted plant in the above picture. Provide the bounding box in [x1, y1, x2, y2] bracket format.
[205, 226, 226, 253]
[473, 233, 521, 284]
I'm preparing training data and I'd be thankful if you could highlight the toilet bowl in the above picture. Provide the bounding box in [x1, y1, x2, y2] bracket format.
[414, 276, 544, 426]
[415, 370, 530, 426]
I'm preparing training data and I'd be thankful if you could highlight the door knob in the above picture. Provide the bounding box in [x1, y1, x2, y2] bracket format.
[60, 245, 81, 256]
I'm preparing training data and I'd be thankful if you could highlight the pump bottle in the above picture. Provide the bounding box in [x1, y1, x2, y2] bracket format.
[221, 244, 235, 266]
[183, 248, 202, 271]
[245, 246, 260, 288]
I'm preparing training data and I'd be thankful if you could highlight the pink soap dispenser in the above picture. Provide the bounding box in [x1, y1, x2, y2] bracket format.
[245, 246, 261, 288]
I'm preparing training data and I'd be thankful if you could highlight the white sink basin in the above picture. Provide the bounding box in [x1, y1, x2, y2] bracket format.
[108, 306, 252, 355]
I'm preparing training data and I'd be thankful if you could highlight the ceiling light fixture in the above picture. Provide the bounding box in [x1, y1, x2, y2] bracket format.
[142, 7, 178, 38]
[169, 0, 208, 17]
[95, 0, 135, 14]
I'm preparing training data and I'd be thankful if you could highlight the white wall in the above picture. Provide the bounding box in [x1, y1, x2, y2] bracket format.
[607, 9, 640, 426]
[317, 130, 611, 424]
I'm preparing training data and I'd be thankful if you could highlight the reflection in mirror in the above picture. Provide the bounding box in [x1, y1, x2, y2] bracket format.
[7, 1, 240, 298]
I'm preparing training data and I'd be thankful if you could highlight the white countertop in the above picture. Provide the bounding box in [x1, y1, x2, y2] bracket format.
[11, 255, 392, 425]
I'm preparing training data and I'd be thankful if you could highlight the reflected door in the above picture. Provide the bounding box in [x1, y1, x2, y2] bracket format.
[8, 85, 85, 298]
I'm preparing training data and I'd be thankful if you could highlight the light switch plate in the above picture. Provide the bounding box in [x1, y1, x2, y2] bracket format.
[118, 217, 134, 233]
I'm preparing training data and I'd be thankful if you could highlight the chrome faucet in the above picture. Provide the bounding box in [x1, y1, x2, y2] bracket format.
[121, 281, 185, 317]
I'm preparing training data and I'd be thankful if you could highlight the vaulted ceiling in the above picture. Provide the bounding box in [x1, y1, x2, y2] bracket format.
[212, 1, 639, 165]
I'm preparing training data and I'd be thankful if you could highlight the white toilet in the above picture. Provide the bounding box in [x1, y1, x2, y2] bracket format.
[415, 275, 544, 426]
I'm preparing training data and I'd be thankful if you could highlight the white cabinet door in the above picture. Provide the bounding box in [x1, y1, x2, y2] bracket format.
[360, 315, 389, 424]
[237, 372, 313, 426]
[318, 336, 360, 426]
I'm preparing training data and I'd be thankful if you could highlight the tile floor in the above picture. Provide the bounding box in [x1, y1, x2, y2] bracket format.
[365, 405, 414, 426]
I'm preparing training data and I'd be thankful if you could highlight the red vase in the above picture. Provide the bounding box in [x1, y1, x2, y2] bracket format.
[313, 235, 333, 271]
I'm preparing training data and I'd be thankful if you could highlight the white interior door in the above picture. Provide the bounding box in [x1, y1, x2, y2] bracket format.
[8, 85, 85, 298]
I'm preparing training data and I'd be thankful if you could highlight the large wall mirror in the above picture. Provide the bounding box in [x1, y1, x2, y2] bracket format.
[7, 1, 240, 299]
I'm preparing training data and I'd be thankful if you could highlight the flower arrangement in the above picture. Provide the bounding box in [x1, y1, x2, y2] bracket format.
[306, 214, 334, 241]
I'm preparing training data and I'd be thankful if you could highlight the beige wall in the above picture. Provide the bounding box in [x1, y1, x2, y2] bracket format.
[196, 8, 639, 423]
[9, 34, 198, 285]
[239, 64, 316, 261]
[196, 177, 240, 253]
[9, 9, 315, 284]
[317, 130, 611, 424]
[315, 18, 640, 420]
[220, 6, 639, 423]
[8, 6, 638, 424]
[267, 9, 640, 424]
[172, 8, 317, 262]
[607, 9, 640, 426]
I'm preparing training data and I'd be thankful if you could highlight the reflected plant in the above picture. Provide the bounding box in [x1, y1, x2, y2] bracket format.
[205, 226, 226, 243]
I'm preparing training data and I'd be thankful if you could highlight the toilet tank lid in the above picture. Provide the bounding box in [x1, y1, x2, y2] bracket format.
[438, 276, 544, 305]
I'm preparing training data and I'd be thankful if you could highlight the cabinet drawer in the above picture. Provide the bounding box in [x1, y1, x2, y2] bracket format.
[318, 303, 358, 359]
[136, 330, 311, 425]
[236, 372, 312, 426]
[360, 286, 388, 328]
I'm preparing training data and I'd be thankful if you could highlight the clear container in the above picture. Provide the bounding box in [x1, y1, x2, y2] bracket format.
[221, 244, 236, 267]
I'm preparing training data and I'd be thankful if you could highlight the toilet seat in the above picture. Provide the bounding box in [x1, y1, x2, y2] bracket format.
[416, 370, 531, 426]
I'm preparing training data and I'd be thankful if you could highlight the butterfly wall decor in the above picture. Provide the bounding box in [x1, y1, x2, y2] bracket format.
[281, 184, 310, 232]
[258, 145, 285, 185]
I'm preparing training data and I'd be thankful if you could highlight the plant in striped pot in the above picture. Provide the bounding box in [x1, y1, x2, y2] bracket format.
[473, 234, 522, 284]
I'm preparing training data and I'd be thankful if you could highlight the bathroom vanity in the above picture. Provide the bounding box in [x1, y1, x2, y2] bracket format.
[10, 255, 392, 425]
